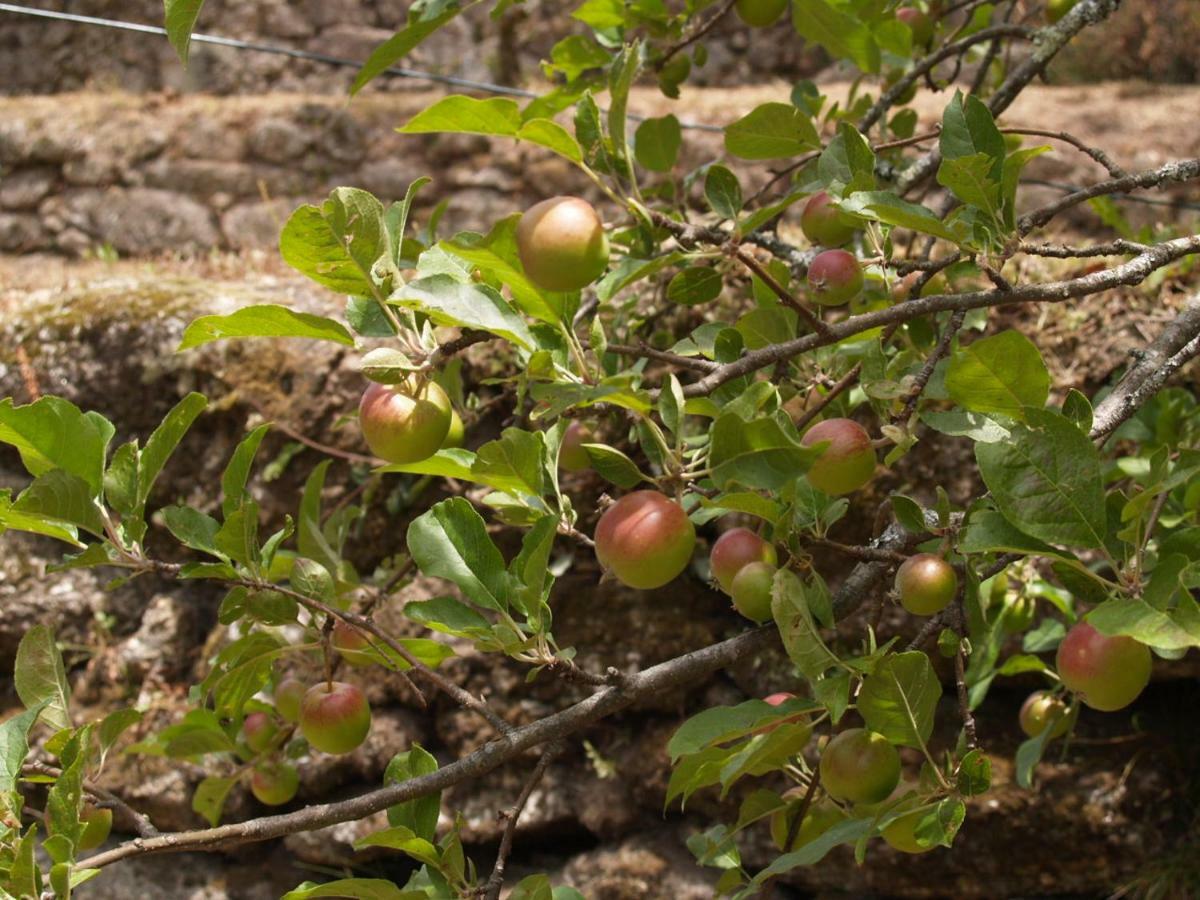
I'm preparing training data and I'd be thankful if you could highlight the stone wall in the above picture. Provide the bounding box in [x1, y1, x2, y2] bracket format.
[0, 0, 821, 97]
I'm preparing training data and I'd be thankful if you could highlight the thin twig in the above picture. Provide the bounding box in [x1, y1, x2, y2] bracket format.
[23, 762, 159, 839]
[653, 0, 737, 72]
[480, 743, 562, 900]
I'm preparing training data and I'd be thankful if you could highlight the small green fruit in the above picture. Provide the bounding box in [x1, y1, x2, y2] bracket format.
[559, 421, 593, 472]
[1019, 690, 1073, 739]
[894, 554, 957, 616]
[243, 711, 280, 754]
[800, 418, 875, 496]
[800, 191, 858, 248]
[360, 379, 452, 465]
[819, 728, 901, 805]
[516, 196, 610, 292]
[881, 791, 938, 854]
[771, 796, 846, 851]
[730, 561, 777, 623]
[299, 681, 372, 755]
[735, 0, 789, 28]
[77, 805, 113, 851]
[274, 678, 306, 724]
[250, 760, 300, 806]
[442, 409, 465, 449]
[710, 527, 778, 594]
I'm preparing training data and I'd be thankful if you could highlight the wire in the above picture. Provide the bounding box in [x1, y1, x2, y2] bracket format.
[0, 3, 725, 132]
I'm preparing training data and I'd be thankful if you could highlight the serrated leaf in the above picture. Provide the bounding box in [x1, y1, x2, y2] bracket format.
[383, 744, 440, 841]
[407, 498, 512, 611]
[390, 274, 534, 350]
[725, 103, 820, 160]
[192, 775, 236, 828]
[705, 165, 743, 220]
[0, 396, 112, 495]
[946, 330, 1049, 419]
[14, 625, 71, 731]
[164, 0, 205, 64]
[791, 0, 879, 73]
[221, 423, 270, 518]
[841, 191, 960, 242]
[858, 651, 940, 748]
[351, 0, 481, 95]
[772, 569, 842, 680]
[179, 305, 354, 351]
[398, 96, 581, 162]
[280, 187, 393, 297]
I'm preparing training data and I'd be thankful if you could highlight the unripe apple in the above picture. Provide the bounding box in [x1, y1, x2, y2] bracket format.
[332, 620, 375, 668]
[771, 797, 847, 851]
[710, 527, 778, 593]
[894, 554, 957, 616]
[799, 191, 858, 248]
[896, 7, 934, 47]
[442, 409, 465, 449]
[735, 0, 788, 27]
[807, 249, 864, 306]
[243, 711, 281, 754]
[800, 418, 876, 496]
[77, 805, 113, 851]
[299, 681, 372, 754]
[359, 379, 452, 465]
[1056, 621, 1151, 711]
[516, 196, 610, 292]
[559, 421, 592, 472]
[250, 760, 300, 806]
[730, 561, 777, 623]
[819, 728, 901, 805]
[274, 677, 306, 724]
[1019, 690, 1073, 739]
[881, 789, 937, 854]
[594, 490, 696, 590]
[1045, 0, 1077, 23]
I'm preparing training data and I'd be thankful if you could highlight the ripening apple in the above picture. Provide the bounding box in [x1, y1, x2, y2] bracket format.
[894, 554, 958, 616]
[735, 0, 788, 27]
[359, 379, 452, 465]
[442, 409, 465, 449]
[771, 797, 847, 851]
[332, 620, 375, 668]
[1056, 621, 1151, 711]
[799, 191, 858, 248]
[299, 681, 372, 754]
[250, 760, 300, 806]
[730, 561, 777, 623]
[819, 728, 901, 805]
[594, 490, 696, 590]
[77, 805, 113, 851]
[1045, 0, 1078, 23]
[1019, 690, 1073, 739]
[800, 418, 876, 495]
[274, 677, 306, 724]
[243, 711, 280, 754]
[807, 249, 864, 306]
[710, 527, 778, 594]
[516, 196, 610, 292]
[559, 421, 593, 472]
[896, 7, 934, 47]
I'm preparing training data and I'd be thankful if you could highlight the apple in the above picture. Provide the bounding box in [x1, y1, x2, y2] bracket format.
[1019, 690, 1072, 739]
[730, 561, 777, 623]
[799, 191, 858, 248]
[274, 677, 306, 724]
[243, 711, 280, 754]
[819, 728, 901, 805]
[559, 421, 593, 472]
[807, 249, 864, 306]
[771, 795, 847, 851]
[594, 490, 696, 590]
[359, 379, 452, 465]
[77, 805, 113, 851]
[735, 0, 788, 27]
[250, 760, 300, 806]
[442, 409, 465, 449]
[800, 418, 875, 495]
[332, 620, 375, 668]
[710, 527, 778, 593]
[299, 681, 372, 754]
[1056, 621, 1151, 711]
[516, 196, 610, 292]
[881, 789, 938, 854]
[896, 7, 934, 47]
[894, 554, 958, 616]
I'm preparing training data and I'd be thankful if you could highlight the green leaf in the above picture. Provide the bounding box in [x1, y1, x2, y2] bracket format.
[97, 707, 143, 768]
[384, 744, 440, 841]
[0, 701, 49, 796]
[724, 103, 821, 160]
[214, 500, 260, 568]
[390, 274, 535, 350]
[162, 505, 223, 557]
[946, 330, 1050, 419]
[772, 570, 842, 680]
[959, 509, 1071, 560]
[818, 122, 876, 195]
[791, 0, 879, 72]
[940, 91, 1005, 180]
[0, 396, 112, 495]
[164, 0, 205, 64]
[283, 878, 417, 900]
[398, 96, 581, 162]
[179, 305, 355, 351]
[407, 498, 513, 611]
[607, 43, 642, 170]
[1015, 721, 1057, 789]
[667, 267, 723, 306]
[12, 470, 105, 538]
[193, 776, 237, 828]
[668, 697, 817, 760]
[354, 826, 441, 868]
[753, 817, 875, 880]
[46, 726, 90, 847]
[351, 0, 480, 95]
[280, 187, 392, 297]
[976, 409, 1106, 550]
[222, 424, 270, 518]
[937, 153, 1001, 220]
[104, 441, 139, 517]
[634, 114, 681, 172]
[472, 428, 547, 499]
[1001, 145, 1051, 229]
[0, 491, 83, 546]
[139, 392, 208, 507]
[841, 191, 960, 242]
[705, 165, 743, 221]
[957, 749, 992, 795]
[858, 651, 940, 748]
[709, 413, 823, 491]
[405, 596, 493, 639]
[583, 444, 650, 490]
[1087, 598, 1200, 650]
[15, 625, 71, 731]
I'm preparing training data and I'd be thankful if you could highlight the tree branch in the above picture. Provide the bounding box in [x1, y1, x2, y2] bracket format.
[480, 744, 561, 900]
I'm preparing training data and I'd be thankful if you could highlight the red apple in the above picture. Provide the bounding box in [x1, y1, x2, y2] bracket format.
[800, 191, 858, 248]
[1056, 621, 1151, 711]
[359, 379, 452, 465]
[250, 760, 300, 806]
[807, 249, 864, 306]
[594, 491, 696, 590]
[710, 527, 778, 594]
[800, 418, 875, 495]
[516, 196, 610, 292]
[299, 681, 372, 754]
